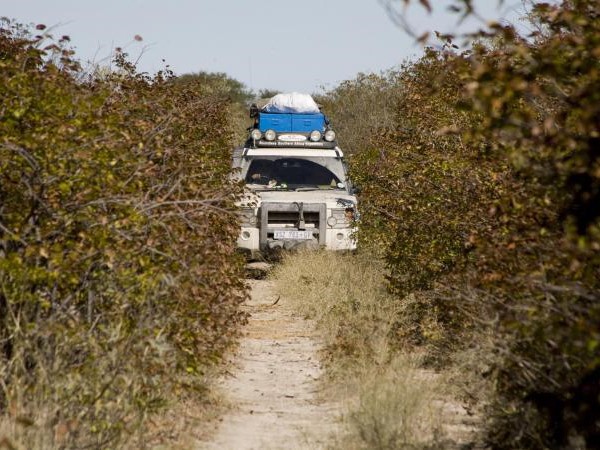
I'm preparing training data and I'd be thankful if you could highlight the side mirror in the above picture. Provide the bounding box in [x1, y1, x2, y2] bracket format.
[249, 103, 259, 118]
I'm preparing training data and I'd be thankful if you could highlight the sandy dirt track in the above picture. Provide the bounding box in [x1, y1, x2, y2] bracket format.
[200, 278, 340, 450]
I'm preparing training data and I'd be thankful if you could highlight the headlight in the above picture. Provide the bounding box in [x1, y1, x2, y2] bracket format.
[250, 129, 262, 140]
[264, 129, 276, 141]
[328, 208, 352, 228]
[309, 130, 322, 142]
[324, 129, 336, 142]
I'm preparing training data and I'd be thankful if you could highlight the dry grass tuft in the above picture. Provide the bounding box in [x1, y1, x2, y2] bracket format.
[272, 250, 396, 372]
[0, 407, 55, 450]
[272, 250, 451, 449]
[336, 356, 444, 450]
[0, 375, 226, 450]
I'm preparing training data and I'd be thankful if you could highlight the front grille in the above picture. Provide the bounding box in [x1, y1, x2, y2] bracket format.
[267, 211, 320, 228]
[259, 202, 327, 249]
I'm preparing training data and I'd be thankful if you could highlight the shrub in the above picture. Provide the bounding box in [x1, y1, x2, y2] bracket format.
[315, 71, 402, 158]
[325, 1, 599, 447]
[0, 20, 247, 448]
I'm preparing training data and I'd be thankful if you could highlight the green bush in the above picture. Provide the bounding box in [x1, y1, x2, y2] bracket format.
[0, 20, 247, 448]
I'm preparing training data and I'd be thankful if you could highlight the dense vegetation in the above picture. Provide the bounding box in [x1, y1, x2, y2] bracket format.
[0, 20, 247, 448]
[320, 1, 599, 448]
[2, 1, 599, 447]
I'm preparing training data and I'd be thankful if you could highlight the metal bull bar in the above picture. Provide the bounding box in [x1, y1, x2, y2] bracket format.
[259, 202, 327, 250]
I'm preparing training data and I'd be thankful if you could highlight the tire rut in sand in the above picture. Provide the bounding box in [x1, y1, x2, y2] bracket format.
[201, 279, 340, 450]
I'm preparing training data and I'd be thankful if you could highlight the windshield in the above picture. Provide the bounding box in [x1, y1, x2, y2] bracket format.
[243, 157, 346, 190]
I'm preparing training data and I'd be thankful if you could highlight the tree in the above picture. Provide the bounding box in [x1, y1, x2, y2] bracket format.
[175, 70, 254, 103]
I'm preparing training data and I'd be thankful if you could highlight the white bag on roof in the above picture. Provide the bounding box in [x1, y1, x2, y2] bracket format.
[262, 92, 320, 114]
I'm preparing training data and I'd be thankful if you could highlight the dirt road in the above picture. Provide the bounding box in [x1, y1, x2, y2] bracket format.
[201, 278, 340, 450]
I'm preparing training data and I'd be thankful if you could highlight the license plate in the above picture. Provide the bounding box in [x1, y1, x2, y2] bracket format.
[274, 230, 313, 240]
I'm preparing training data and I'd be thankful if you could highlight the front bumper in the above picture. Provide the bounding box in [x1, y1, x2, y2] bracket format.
[237, 226, 356, 254]
[237, 200, 357, 256]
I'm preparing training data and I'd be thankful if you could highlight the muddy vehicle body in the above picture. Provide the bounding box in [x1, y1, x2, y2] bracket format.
[233, 94, 358, 258]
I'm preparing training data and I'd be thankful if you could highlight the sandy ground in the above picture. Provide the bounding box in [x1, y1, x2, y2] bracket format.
[200, 278, 340, 450]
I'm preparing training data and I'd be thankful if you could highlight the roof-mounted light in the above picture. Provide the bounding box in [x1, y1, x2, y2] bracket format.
[309, 130, 322, 142]
[324, 129, 336, 142]
[264, 129, 277, 141]
[250, 129, 262, 140]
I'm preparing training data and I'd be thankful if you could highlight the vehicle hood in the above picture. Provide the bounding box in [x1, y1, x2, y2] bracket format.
[240, 188, 357, 209]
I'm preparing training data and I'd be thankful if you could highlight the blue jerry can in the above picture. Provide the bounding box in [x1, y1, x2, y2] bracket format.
[258, 113, 292, 132]
[291, 113, 325, 132]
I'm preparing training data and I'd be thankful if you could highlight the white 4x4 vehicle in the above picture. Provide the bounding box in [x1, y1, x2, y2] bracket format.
[233, 93, 358, 258]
